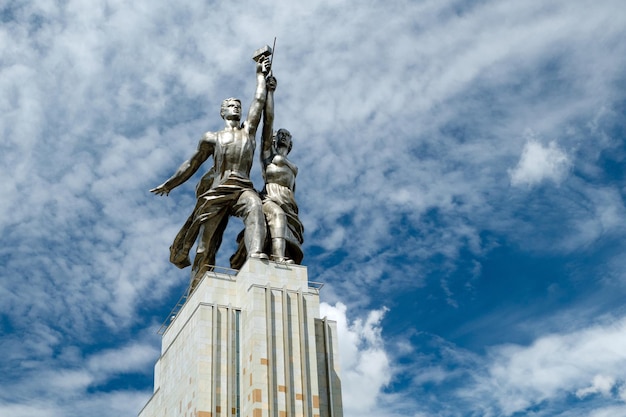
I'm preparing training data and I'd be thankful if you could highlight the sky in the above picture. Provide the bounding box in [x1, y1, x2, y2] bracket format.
[1, 0, 626, 416]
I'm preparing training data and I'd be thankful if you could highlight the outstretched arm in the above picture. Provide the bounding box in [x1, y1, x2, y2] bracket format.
[244, 56, 270, 137]
[150, 132, 216, 196]
[261, 76, 277, 167]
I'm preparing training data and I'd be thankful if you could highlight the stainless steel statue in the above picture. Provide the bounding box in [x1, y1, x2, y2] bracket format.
[260, 80, 304, 264]
[230, 75, 304, 268]
[151, 47, 272, 278]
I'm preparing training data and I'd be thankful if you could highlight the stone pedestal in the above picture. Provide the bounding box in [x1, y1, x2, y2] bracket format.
[139, 259, 343, 417]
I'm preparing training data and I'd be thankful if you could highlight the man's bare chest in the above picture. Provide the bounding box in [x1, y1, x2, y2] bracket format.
[216, 130, 255, 162]
[218, 130, 253, 147]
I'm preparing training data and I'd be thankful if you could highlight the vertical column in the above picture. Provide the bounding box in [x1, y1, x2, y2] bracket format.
[282, 287, 293, 417]
[212, 304, 218, 416]
[323, 318, 335, 417]
[265, 284, 275, 417]
[315, 317, 344, 417]
[235, 310, 241, 417]
[297, 289, 310, 417]
[241, 285, 270, 417]
[227, 306, 232, 417]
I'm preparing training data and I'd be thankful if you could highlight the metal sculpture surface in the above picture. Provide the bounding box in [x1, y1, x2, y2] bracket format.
[151, 47, 272, 277]
[230, 75, 304, 268]
[260, 81, 304, 264]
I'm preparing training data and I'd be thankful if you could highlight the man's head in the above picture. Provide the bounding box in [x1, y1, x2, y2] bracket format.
[274, 128, 293, 154]
[220, 98, 242, 121]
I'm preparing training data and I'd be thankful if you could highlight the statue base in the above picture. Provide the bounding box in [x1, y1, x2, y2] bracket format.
[138, 258, 343, 417]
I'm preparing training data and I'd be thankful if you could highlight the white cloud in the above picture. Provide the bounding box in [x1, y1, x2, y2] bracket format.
[320, 302, 392, 417]
[588, 406, 626, 417]
[458, 315, 626, 415]
[87, 343, 159, 376]
[0, 339, 158, 417]
[0, 391, 151, 417]
[576, 375, 617, 399]
[509, 140, 571, 187]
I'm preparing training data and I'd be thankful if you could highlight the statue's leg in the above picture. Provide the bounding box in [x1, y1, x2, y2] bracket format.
[263, 200, 286, 238]
[169, 211, 195, 268]
[233, 190, 267, 258]
[263, 200, 292, 263]
[192, 208, 228, 277]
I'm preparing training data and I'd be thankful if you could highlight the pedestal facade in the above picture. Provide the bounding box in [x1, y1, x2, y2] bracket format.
[139, 259, 343, 417]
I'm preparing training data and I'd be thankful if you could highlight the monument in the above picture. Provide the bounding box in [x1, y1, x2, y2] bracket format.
[141, 45, 343, 417]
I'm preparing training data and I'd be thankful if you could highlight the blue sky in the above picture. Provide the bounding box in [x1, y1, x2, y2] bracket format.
[1, 0, 626, 416]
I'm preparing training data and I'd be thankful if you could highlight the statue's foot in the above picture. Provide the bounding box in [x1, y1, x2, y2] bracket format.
[249, 251, 269, 260]
[170, 247, 192, 269]
[173, 257, 192, 269]
[271, 256, 295, 264]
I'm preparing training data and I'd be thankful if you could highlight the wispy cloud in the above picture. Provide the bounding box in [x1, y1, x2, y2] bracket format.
[379, 314, 626, 416]
[460, 315, 626, 416]
[1, 0, 626, 415]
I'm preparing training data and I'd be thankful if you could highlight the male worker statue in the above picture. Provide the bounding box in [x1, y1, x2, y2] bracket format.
[151, 49, 271, 278]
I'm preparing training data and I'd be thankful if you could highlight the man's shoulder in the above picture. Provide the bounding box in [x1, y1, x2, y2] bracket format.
[201, 131, 218, 141]
[196, 131, 217, 154]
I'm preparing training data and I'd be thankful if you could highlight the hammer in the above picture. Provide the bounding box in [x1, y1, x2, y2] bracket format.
[252, 45, 272, 62]
[252, 38, 276, 74]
